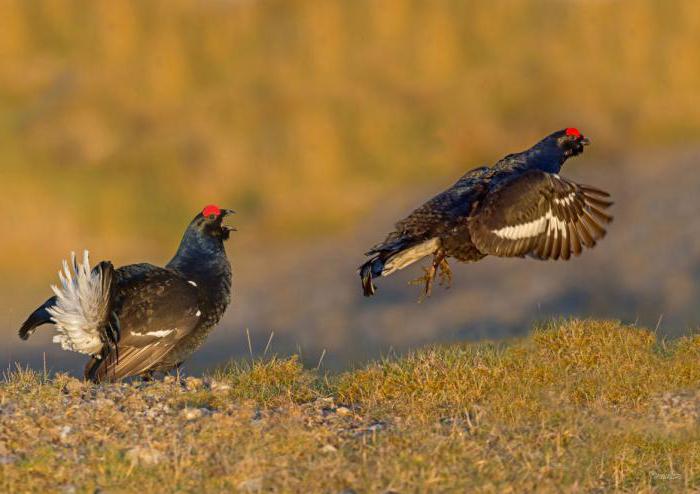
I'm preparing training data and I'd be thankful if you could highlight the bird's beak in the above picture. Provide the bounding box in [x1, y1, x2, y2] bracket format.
[580, 136, 591, 146]
[221, 209, 237, 235]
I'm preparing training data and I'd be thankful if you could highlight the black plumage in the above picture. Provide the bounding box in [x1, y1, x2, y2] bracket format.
[19, 205, 235, 382]
[359, 128, 613, 297]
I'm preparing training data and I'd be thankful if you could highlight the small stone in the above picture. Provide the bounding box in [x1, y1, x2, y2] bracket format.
[335, 407, 352, 416]
[237, 477, 263, 493]
[59, 426, 72, 443]
[181, 408, 207, 421]
[93, 398, 115, 409]
[320, 444, 337, 453]
[210, 381, 232, 393]
[125, 446, 162, 466]
[0, 455, 17, 465]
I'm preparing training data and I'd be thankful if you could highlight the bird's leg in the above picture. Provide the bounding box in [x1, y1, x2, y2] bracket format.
[409, 249, 447, 301]
[171, 363, 186, 386]
[409, 263, 436, 301]
[437, 257, 452, 289]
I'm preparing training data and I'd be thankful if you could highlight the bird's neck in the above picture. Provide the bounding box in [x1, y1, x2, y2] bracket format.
[515, 140, 568, 174]
[166, 230, 231, 286]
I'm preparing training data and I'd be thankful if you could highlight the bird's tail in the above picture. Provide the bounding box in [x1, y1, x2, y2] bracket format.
[359, 256, 384, 297]
[359, 237, 441, 297]
[45, 251, 115, 356]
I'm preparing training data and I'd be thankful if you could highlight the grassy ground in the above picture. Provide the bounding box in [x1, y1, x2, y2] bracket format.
[1, 319, 699, 493]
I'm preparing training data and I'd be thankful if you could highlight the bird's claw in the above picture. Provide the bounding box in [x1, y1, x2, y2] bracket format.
[409, 265, 437, 302]
[437, 259, 452, 289]
[409, 252, 450, 302]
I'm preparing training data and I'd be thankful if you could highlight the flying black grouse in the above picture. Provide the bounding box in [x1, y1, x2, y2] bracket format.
[18, 205, 235, 382]
[359, 128, 613, 297]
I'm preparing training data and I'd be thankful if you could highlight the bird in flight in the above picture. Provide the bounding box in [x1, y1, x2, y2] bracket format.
[19, 205, 236, 382]
[359, 128, 613, 298]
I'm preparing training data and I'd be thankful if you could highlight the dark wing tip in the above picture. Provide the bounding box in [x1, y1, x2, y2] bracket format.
[580, 185, 612, 198]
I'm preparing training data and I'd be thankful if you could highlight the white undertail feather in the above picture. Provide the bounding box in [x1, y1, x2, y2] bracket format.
[46, 251, 110, 356]
[382, 238, 441, 276]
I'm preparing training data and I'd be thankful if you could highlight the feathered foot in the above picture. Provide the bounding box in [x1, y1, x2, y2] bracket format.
[409, 250, 448, 301]
[409, 264, 437, 301]
[437, 257, 452, 289]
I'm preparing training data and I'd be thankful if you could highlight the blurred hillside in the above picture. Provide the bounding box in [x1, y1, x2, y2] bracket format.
[1, 0, 700, 282]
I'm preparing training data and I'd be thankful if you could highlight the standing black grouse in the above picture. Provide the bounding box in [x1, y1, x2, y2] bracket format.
[18, 205, 235, 382]
[359, 128, 613, 297]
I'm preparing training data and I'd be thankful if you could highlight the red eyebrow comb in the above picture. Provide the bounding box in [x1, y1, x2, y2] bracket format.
[565, 127, 582, 137]
[202, 205, 221, 217]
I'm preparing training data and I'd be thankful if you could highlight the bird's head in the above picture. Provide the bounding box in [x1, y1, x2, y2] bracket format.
[168, 204, 236, 275]
[553, 127, 590, 158]
[190, 204, 237, 242]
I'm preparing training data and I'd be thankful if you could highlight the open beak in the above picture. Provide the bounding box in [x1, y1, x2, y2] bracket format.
[221, 209, 237, 234]
[580, 136, 591, 146]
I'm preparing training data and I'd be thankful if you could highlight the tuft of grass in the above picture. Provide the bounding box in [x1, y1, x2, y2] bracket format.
[1, 319, 699, 492]
[209, 355, 320, 405]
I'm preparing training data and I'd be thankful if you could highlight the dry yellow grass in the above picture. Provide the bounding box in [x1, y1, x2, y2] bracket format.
[1, 1, 700, 280]
[1, 319, 698, 492]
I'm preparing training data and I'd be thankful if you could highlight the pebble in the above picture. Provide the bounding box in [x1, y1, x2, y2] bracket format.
[59, 426, 72, 443]
[93, 398, 115, 408]
[320, 444, 337, 453]
[209, 381, 232, 393]
[0, 455, 17, 465]
[181, 408, 207, 421]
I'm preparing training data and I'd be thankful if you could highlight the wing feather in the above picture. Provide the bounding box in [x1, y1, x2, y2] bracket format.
[88, 265, 201, 382]
[469, 170, 613, 260]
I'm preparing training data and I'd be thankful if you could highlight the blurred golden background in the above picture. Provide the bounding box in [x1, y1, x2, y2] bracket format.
[2, 0, 700, 373]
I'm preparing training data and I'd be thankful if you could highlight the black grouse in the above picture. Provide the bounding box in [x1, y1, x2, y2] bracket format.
[359, 128, 613, 297]
[18, 205, 235, 382]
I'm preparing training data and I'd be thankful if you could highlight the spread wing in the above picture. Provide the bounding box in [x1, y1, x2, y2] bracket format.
[468, 170, 613, 260]
[89, 264, 201, 382]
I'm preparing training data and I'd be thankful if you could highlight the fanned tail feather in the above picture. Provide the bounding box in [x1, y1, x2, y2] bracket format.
[45, 251, 114, 357]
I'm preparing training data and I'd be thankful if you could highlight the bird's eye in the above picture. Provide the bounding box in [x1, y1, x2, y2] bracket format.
[209, 214, 216, 220]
